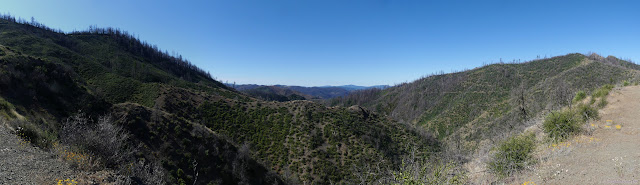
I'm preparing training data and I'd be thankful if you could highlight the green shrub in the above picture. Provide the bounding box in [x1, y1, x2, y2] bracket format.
[597, 97, 608, 108]
[575, 103, 599, 121]
[10, 120, 57, 148]
[542, 110, 581, 142]
[391, 157, 466, 185]
[623, 80, 630, 86]
[488, 132, 536, 177]
[0, 97, 15, 118]
[572, 91, 586, 103]
[592, 84, 614, 98]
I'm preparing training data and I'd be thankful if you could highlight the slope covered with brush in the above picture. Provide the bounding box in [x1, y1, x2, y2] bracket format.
[0, 15, 439, 184]
[241, 86, 311, 102]
[329, 53, 640, 155]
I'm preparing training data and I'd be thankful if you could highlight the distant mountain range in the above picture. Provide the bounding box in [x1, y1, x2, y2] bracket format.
[225, 83, 389, 100]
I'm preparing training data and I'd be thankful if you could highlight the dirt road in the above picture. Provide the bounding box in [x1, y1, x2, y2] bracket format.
[515, 85, 640, 184]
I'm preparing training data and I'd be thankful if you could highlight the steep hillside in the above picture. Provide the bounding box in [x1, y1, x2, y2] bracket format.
[329, 54, 640, 155]
[242, 86, 312, 102]
[0, 15, 439, 184]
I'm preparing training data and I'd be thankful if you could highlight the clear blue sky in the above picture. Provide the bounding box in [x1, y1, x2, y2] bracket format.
[2, 0, 639, 86]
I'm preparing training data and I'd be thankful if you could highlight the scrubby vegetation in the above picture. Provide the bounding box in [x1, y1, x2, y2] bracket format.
[543, 109, 582, 142]
[488, 132, 536, 177]
[592, 84, 614, 98]
[241, 86, 308, 102]
[328, 53, 640, 158]
[0, 15, 443, 184]
[597, 97, 608, 108]
[575, 103, 599, 121]
[490, 83, 613, 179]
[0, 97, 16, 118]
[10, 119, 57, 148]
[196, 100, 439, 183]
[573, 90, 586, 103]
[543, 85, 611, 142]
[388, 152, 467, 184]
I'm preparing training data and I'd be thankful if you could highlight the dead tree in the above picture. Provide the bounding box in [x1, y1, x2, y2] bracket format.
[512, 82, 529, 121]
[554, 80, 572, 109]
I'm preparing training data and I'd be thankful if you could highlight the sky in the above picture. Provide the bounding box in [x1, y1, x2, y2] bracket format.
[2, 0, 639, 86]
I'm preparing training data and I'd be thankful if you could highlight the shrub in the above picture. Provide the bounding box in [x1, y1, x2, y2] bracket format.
[130, 160, 167, 185]
[592, 84, 614, 98]
[9, 119, 57, 148]
[488, 132, 536, 178]
[0, 97, 15, 118]
[623, 80, 630, 86]
[542, 110, 581, 142]
[572, 91, 586, 103]
[575, 103, 599, 121]
[390, 155, 466, 184]
[60, 113, 166, 183]
[597, 97, 608, 108]
[61, 113, 132, 168]
[589, 97, 596, 105]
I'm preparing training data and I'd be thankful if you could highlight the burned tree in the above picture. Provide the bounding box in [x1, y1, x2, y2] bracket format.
[512, 82, 529, 121]
[554, 80, 573, 109]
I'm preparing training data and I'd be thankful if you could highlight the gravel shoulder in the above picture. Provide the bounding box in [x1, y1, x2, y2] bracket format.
[0, 122, 77, 185]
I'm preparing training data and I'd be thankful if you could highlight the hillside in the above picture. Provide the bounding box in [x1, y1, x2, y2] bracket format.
[239, 86, 312, 102]
[4, 14, 639, 185]
[328, 53, 640, 157]
[229, 83, 389, 99]
[0, 15, 439, 184]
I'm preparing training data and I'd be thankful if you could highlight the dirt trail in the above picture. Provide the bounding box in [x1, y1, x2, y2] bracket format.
[0, 123, 77, 185]
[516, 85, 640, 184]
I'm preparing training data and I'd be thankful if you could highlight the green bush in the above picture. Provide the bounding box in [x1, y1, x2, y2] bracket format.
[576, 103, 599, 121]
[542, 110, 581, 142]
[623, 80, 630, 86]
[10, 120, 57, 148]
[592, 84, 614, 98]
[572, 90, 586, 103]
[0, 97, 15, 118]
[597, 97, 608, 108]
[488, 132, 536, 177]
[391, 157, 466, 185]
